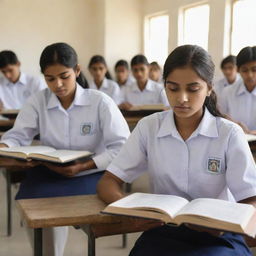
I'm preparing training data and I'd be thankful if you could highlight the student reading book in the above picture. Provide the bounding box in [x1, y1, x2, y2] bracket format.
[0, 43, 130, 256]
[97, 45, 256, 256]
[103, 193, 256, 237]
[0, 145, 93, 163]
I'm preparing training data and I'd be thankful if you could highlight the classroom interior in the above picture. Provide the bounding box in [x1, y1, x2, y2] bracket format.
[1, 0, 256, 255]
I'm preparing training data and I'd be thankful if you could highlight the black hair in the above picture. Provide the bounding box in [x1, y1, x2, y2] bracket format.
[163, 44, 224, 118]
[236, 46, 256, 69]
[88, 55, 112, 80]
[0, 50, 19, 68]
[39, 42, 89, 88]
[220, 55, 236, 69]
[131, 54, 149, 67]
[150, 61, 161, 70]
[115, 60, 129, 70]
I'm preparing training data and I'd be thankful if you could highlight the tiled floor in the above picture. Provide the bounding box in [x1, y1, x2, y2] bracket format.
[0, 172, 150, 256]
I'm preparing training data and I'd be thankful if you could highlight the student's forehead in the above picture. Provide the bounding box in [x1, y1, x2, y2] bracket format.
[240, 61, 256, 69]
[222, 63, 236, 69]
[44, 64, 72, 75]
[1, 64, 19, 71]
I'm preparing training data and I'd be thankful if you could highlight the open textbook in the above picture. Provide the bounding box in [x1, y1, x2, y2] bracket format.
[129, 104, 166, 111]
[102, 193, 256, 237]
[0, 146, 93, 164]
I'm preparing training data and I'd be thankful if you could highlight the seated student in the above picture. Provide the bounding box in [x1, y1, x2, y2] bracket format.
[0, 43, 130, 256]
[114, 59, 135, 91]
[97, 45, 256, 256]
[214, 55, 240, 99]
[219, 46, 256, 134]
[149, 61, 163, 84]
[0, 50, 46, 109]
[119, 55, 168, 110]
[88, 55, 121, 104]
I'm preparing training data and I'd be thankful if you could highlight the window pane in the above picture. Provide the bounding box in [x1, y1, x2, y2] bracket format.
[146, 15, 169, 66]
[183, 4, 209, 50]
[231, 0, 256, 55]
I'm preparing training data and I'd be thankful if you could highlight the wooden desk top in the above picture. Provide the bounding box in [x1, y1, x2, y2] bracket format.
[17, 194, 160, 231]
[0, 119, 15, 126]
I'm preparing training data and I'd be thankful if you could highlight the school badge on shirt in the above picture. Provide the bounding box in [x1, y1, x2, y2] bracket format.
[207, 158, 222, 174]
[80, 123, 93, 136]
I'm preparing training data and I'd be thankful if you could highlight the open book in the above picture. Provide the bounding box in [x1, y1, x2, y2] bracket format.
[129, 104, 166, 111]
[245, 134, 256, 143]
[102, 193, 256, 237]
[0, 146, 93, 164]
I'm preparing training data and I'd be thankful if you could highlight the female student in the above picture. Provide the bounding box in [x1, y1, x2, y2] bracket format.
[0, 42, 130, 256]
[98, 45, 256, 256]
[219, 46, 256, 134]
[214, 55, 240, 99]
[119, 54, 168, 110]
[88, 55, 121, 104]
[149, 61, 163, 83]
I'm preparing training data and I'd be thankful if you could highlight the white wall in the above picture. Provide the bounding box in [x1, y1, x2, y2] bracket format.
[142, 0, 231, 78]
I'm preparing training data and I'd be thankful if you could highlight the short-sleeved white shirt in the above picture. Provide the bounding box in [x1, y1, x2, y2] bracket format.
[0, 72, 46, 109]
[214, 75, 241, 100]
[1, 85, 130, 176]
[121, 79, 169, 106]
[107, 108, 256, 202]
[89, 78, 121, 104]
[219, 80, 256, 130]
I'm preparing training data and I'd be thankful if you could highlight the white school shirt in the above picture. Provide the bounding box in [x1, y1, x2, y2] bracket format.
[214, 75, 241, 100]
[107, 108, 256, 202]
[0, 72, 46, 109]
[121, 79, 169, 106]
[219, 80, 256, 130]
[1, 84, 130, 176]
[89, 78, 121, 104]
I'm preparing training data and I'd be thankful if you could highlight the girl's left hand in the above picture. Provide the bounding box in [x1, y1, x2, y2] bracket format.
[42, 161, 83, 177]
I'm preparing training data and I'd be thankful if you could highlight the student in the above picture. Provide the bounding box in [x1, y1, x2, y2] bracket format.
[214, 55, 240, 99]
[219, 46, 256, 134]
[114, 59, 135, 90]
[149, 61, 163, 83]
[119, 55, 168, 110]
[88, 55, 121, 104]
[97, 45, 256, 256]
[0, 43, 130, 256]
[0, 50, 46, 109]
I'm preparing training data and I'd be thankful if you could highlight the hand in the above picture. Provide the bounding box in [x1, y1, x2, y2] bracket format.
[186, 224, 224, 237]
[42, 161, 84, 177]
[119, 102, 133, 110]
[0, 157, 39, 169]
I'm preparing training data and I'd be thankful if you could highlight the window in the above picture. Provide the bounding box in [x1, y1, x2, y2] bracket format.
[231, 0, 256, 55]
[182, 4, 210, 50]
[145, 14, 169, 66]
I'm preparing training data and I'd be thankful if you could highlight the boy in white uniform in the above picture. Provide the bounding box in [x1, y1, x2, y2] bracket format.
[98, 45, 256, 256]
[0, 50, 46, 109]
[219, 46, 256, 134]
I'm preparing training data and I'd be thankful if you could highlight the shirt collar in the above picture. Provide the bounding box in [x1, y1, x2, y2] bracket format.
[4, 72, 25, 86]
[157, 108, 218, 139]
[131, 79, 155, 92]
[91, 78, 108, 89]
[236, 80, 256, 96]
[47, 83, 90, 109]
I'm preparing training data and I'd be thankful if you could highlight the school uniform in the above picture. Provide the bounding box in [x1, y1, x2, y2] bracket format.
[107, 107, 256, 256]
[89, 78, 121, 104]
[219, 79, 256, 130]
[121, 79, 169, 106]
[214, 75, 241, 100]
[0, 72, 46, 109]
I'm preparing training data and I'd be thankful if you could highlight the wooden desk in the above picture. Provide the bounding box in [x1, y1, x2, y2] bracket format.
[17, 194, 161, 256]
[0, 119, 15, 131]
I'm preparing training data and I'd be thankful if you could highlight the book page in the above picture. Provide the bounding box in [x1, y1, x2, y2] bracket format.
[129, 104, 165, 111]
[109, 193, 189, 218]
[0, 145, 55, 156]
[175, 198, 255, 228]
[30, 150, 93, 163]
[245, 134, 256, 142]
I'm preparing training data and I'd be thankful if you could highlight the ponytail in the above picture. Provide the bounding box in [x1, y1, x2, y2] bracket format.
[204, 90, 224, 117]
[76, 72, 89, 88]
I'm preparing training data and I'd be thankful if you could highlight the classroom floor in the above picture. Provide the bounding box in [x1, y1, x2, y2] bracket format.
[0, 171, 150, 256]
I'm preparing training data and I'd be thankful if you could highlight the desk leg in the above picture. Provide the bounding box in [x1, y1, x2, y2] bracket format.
[34, 228, 42, 256]
[6, 170, 12, 236]
[82, 225, 96, 256]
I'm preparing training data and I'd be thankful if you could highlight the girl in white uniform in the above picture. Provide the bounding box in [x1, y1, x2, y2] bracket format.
[219, 46, 256, 134]
[97, 45, 256, 256]
[88, 55, 121, 104]
[119, 54, 168, 110]
[0, 43, 130, 256]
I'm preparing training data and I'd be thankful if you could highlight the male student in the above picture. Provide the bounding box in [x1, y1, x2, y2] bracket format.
[0, 50, 46, 110]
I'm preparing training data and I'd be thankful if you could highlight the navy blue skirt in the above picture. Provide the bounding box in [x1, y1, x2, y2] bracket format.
[15, 165, 103, 200]
[129, 225, 252, 256]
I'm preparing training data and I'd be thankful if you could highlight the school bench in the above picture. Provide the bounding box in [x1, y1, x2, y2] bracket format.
[16, 194, 162, 256]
